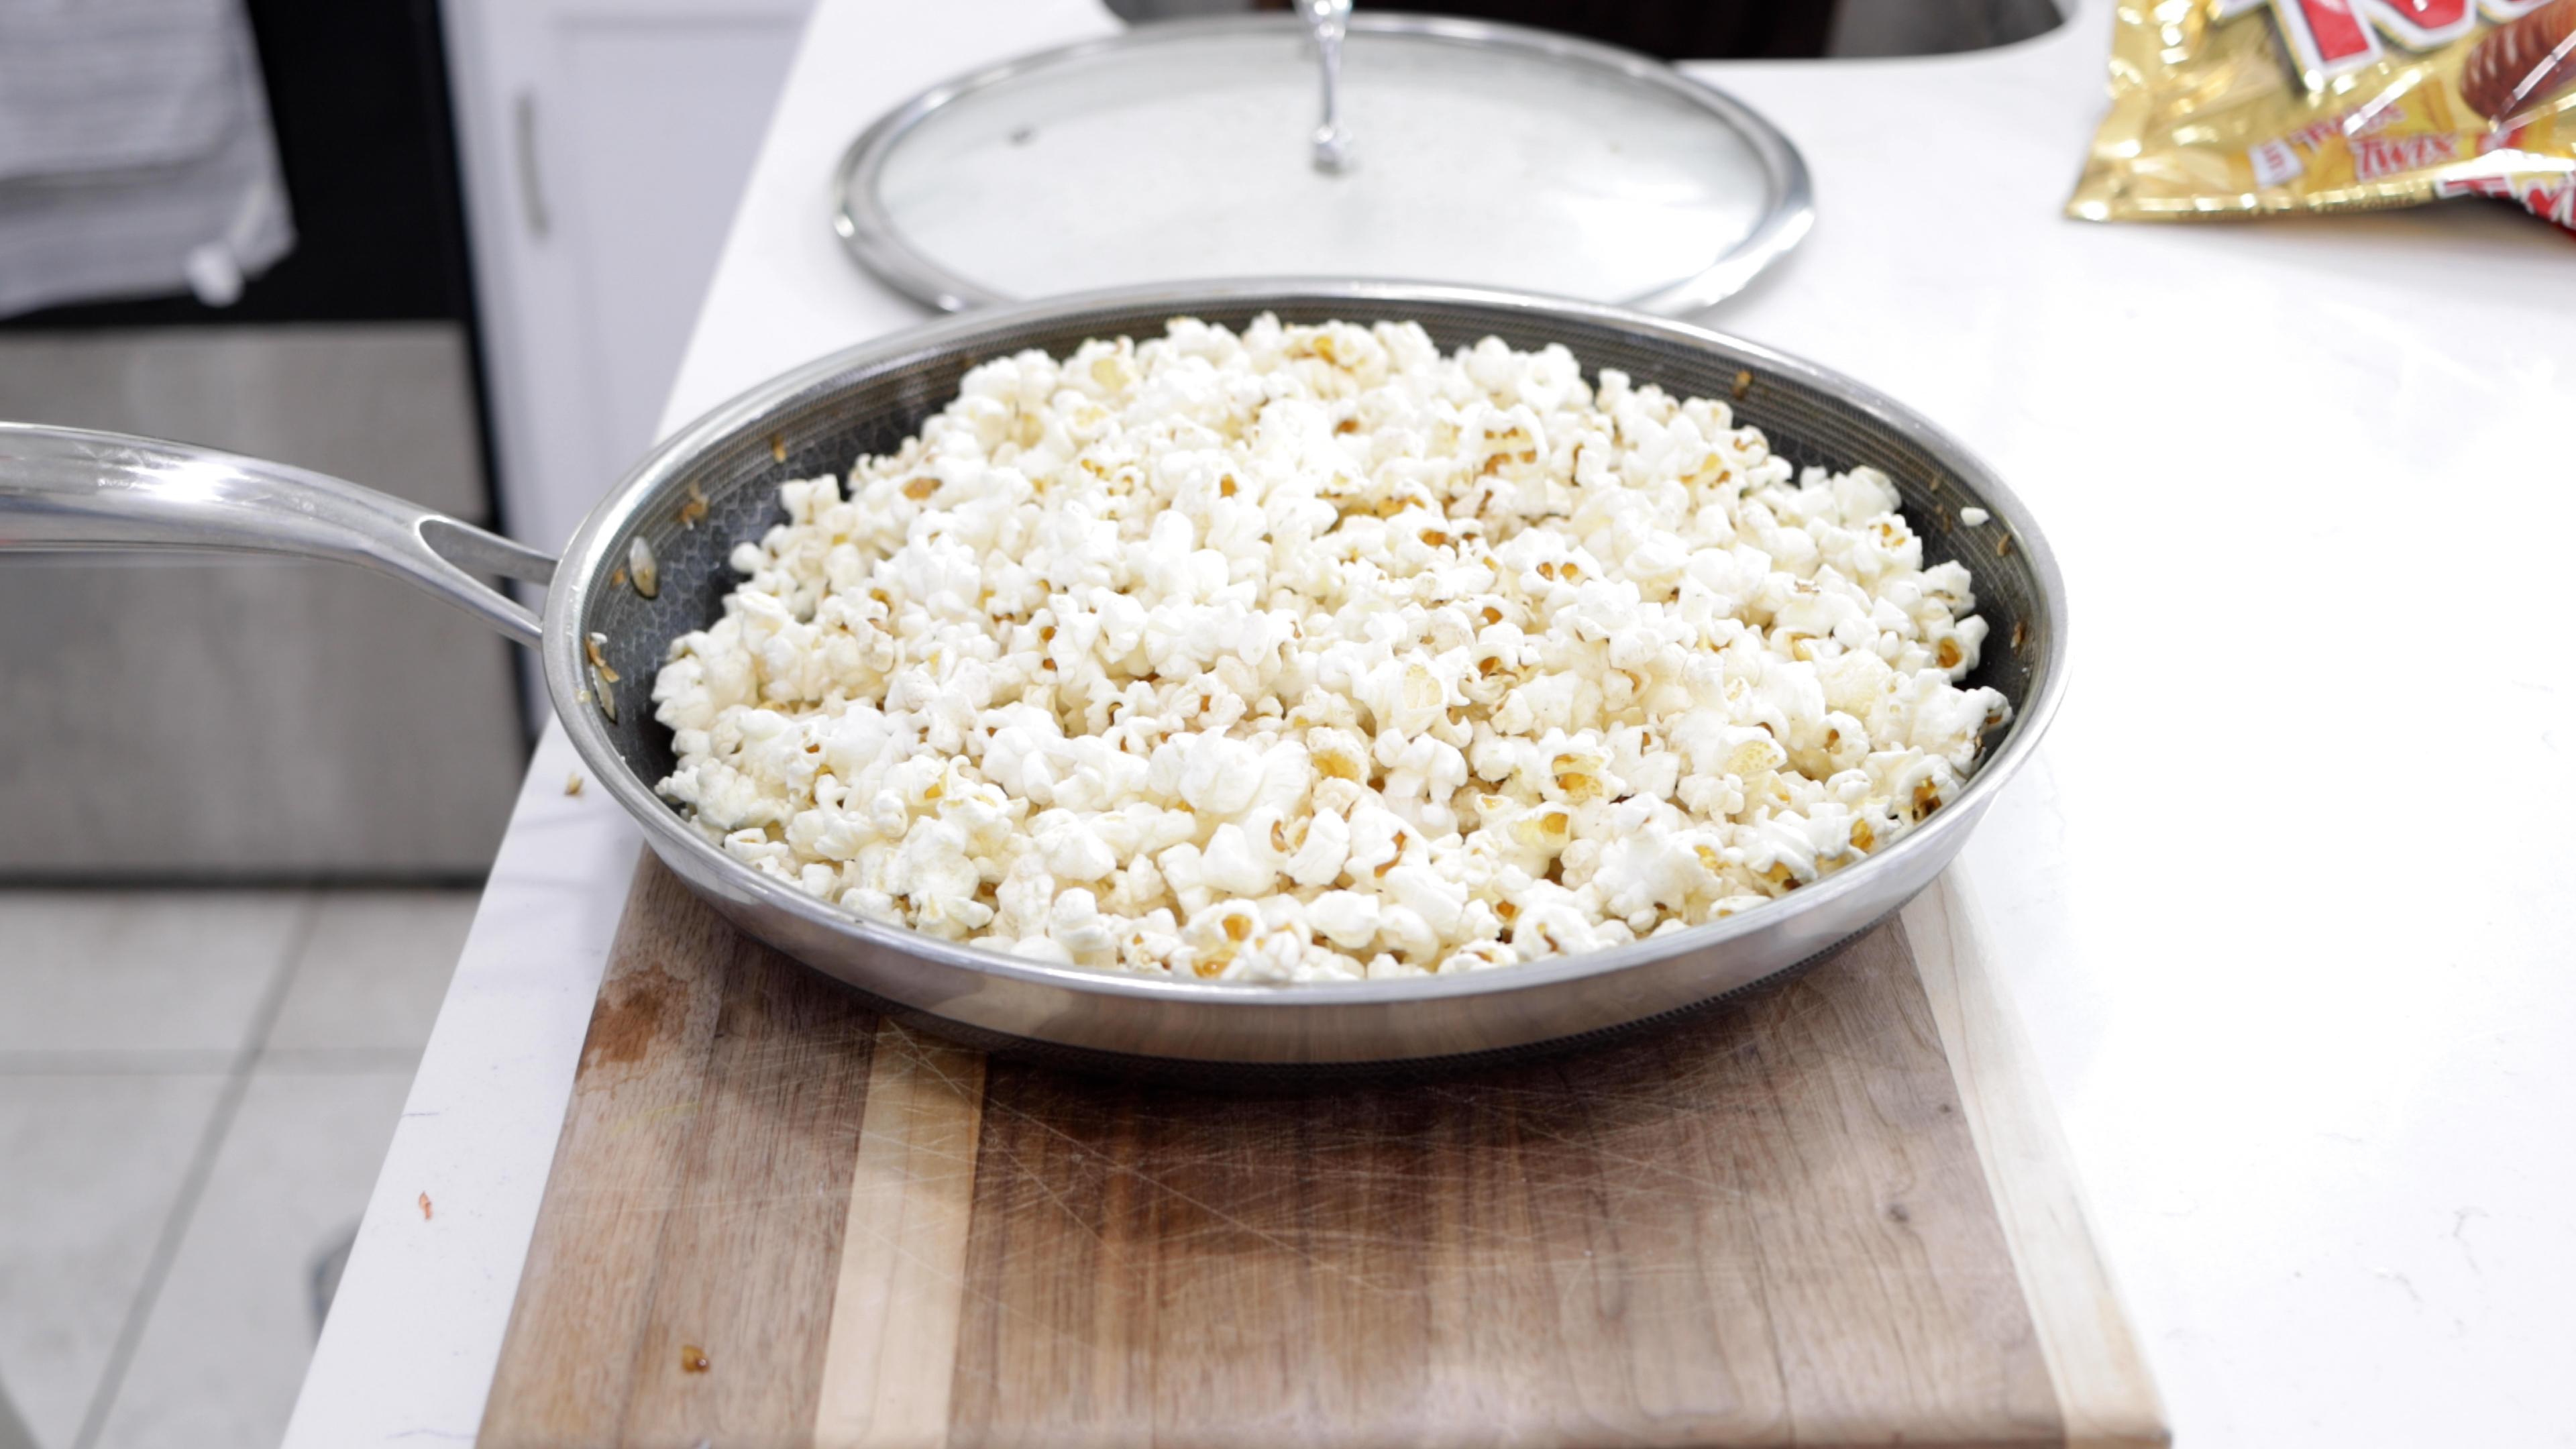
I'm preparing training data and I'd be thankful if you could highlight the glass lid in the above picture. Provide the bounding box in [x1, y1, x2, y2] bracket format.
[835, 14, 1813, 316]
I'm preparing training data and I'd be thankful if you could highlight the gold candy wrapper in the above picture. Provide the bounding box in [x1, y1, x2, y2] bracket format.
[2070, 0, 2576, 233]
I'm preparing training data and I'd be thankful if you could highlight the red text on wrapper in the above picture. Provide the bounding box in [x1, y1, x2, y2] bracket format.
[2353, 131, 2465, 177]
[2215, 0, 2555, 86]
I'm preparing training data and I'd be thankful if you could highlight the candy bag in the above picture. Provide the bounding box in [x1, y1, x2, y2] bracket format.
[2070, 0, 2576, 233]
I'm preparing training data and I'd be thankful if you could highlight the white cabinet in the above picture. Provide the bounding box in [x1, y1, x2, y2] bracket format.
[441, 0, 814, 561]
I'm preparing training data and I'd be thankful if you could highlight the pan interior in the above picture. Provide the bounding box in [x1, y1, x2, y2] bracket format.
[574, 297, 2049, 889]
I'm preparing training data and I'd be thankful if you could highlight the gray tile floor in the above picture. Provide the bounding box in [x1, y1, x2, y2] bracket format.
[0, 890, 478, 1449]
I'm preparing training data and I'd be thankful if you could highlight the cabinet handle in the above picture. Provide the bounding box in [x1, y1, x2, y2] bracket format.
[514, 91, 550, 239]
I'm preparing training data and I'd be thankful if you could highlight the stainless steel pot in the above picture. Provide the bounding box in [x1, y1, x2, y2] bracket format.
[0, 281, 2066, 1074]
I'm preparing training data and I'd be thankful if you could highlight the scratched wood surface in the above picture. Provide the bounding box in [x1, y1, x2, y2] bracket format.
[480, 856, 2164, 1449]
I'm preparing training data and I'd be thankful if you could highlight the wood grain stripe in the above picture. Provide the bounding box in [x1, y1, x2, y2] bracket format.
[613, 922, 877, 1444]
[481, 856, 877, 1449]
[945, 920, 2061, 1448]
[814, 1022, 990, 1449]
[1721, 924, 2061, 1448]
[480, 856, 736, 1446]
[1905, 876, 2170, 1449]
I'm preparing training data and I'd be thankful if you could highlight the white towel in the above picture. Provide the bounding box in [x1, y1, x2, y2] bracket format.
[0, 0, 295, 315]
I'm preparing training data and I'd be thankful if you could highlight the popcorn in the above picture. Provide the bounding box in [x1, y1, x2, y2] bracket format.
[652, 317, 2010, 982]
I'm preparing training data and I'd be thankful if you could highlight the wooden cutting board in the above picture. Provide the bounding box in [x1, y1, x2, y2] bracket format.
[479, 857, 2163, 1449]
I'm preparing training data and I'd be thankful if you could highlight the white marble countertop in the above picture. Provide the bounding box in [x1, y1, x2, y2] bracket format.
[286, 2, 2576, 1444]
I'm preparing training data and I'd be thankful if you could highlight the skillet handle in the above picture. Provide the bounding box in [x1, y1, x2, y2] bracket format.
[0, 421, 553, 648]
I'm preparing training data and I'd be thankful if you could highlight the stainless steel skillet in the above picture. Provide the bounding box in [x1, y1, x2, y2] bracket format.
[0, 280, 2066, 1075]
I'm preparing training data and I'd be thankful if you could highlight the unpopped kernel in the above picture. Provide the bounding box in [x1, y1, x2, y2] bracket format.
[652, 317, 2008, 982]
